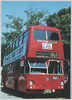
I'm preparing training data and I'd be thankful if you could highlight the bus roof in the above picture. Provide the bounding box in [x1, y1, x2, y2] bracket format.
[5, 25, 60, 50]
[29, 25, 59, 31]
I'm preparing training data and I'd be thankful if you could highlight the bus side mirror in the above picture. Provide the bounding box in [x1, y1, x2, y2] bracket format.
[20, 60, 24, 66]
[20, 60, 24, 74]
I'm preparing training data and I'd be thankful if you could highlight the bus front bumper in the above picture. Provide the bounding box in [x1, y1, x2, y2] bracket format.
[26, 89, 64, 94]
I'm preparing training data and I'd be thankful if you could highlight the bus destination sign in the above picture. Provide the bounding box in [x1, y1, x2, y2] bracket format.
[51, 52, 59, 58]
[36, 51, 59, 58]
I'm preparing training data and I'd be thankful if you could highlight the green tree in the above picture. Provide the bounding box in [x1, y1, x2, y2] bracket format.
[44, 7, 71, 46]
[44, 7, 71, 59]
[1, 10, 48, 66]
[1, 43, 8, 66]
[2, 10, 48, 44]
[2, 15, 24, 44]
[1, 15, 24, 66]
[58, 13, 70, 46]
[24, 10, 48, 28]
[44, 13, 59, 27]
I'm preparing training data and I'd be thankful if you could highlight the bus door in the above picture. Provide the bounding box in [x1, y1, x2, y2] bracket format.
[19, 60, 29, 92]
[47, 60, 64, 89]
[48, 60, 63, 75]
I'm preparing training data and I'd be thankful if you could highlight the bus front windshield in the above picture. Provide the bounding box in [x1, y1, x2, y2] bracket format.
[29, 61, 47, 74]
[33, 29, 59, 41]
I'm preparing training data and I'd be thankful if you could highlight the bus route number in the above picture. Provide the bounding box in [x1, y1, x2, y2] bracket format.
[51, 52, 58, 58]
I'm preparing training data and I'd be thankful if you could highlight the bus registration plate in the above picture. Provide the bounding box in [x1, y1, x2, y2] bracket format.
[44, 89, 52, 93]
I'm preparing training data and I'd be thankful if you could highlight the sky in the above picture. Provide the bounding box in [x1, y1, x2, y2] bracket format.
[1, 1, 71, 34]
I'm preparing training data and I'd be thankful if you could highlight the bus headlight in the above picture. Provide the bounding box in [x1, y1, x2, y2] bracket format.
[60, 81, 64, 86]
[29, 81, 33, 86]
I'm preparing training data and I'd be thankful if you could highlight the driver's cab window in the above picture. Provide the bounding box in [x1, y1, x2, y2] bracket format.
[48, 61, 62, 74]
[25, 60, 29, 74]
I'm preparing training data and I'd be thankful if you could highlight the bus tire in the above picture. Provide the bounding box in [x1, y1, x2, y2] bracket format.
[14, 80, 19, 91]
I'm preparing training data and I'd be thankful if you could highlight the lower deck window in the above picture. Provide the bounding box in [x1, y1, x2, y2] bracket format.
[48, 61, 62, 74]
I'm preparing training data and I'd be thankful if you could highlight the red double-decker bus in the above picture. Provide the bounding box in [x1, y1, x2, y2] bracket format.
[2, 25, 64, 94]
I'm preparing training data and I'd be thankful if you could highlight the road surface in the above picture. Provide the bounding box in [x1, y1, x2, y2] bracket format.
[1, 85, 70, 99]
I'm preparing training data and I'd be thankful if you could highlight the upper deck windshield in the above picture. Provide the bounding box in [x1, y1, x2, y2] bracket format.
[33, 29, 59, 41]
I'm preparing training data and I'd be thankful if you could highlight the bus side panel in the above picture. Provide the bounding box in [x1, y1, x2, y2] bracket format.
[26, 31, 30, 57]
[2, 73, 7, 87]
[18, 75, 26, 92]
[27, 28, 33, 57]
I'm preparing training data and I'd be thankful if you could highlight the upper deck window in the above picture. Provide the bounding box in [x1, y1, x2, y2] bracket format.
[16, 39, 18, 48]
[33, 29, 59, 41]
[19, 35, 23, 46]
[23, 30, 29, 43]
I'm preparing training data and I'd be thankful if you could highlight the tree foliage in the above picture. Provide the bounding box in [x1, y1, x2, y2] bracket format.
[24, 10, 47, 28]
[2, 15, 24, 44]
[2, 10, 48, 44]
[1, 7, 70, 66]
[1, 15, 24, 65]
[44, 7, 71, 59]
[1, 10, 48, 66]
[44, 7, 71, 47]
